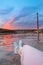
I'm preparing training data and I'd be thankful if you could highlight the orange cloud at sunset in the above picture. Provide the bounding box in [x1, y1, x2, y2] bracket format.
[3, 17, 25, 30]
[3, 22, 14, 30]
[3, 17, 18, 30]
[3, 21, 21, 30]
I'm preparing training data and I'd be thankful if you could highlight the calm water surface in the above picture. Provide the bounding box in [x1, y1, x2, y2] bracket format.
[0, 33, 43, 64]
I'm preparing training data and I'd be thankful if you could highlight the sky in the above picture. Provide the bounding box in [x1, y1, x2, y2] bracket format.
[0, 0, 43, 29]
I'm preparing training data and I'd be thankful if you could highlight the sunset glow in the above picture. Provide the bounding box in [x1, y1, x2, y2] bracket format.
[0, 0, 43, 29]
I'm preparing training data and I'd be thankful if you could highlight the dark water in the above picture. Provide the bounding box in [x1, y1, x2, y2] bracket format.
[0, 33, 43, 65]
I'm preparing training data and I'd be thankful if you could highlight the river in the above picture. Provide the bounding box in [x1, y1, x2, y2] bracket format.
[0, 33, 43, 65]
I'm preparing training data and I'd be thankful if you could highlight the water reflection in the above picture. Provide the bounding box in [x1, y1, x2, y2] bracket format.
[0, 33, 43, 65]
[0, 33, 43, 52]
